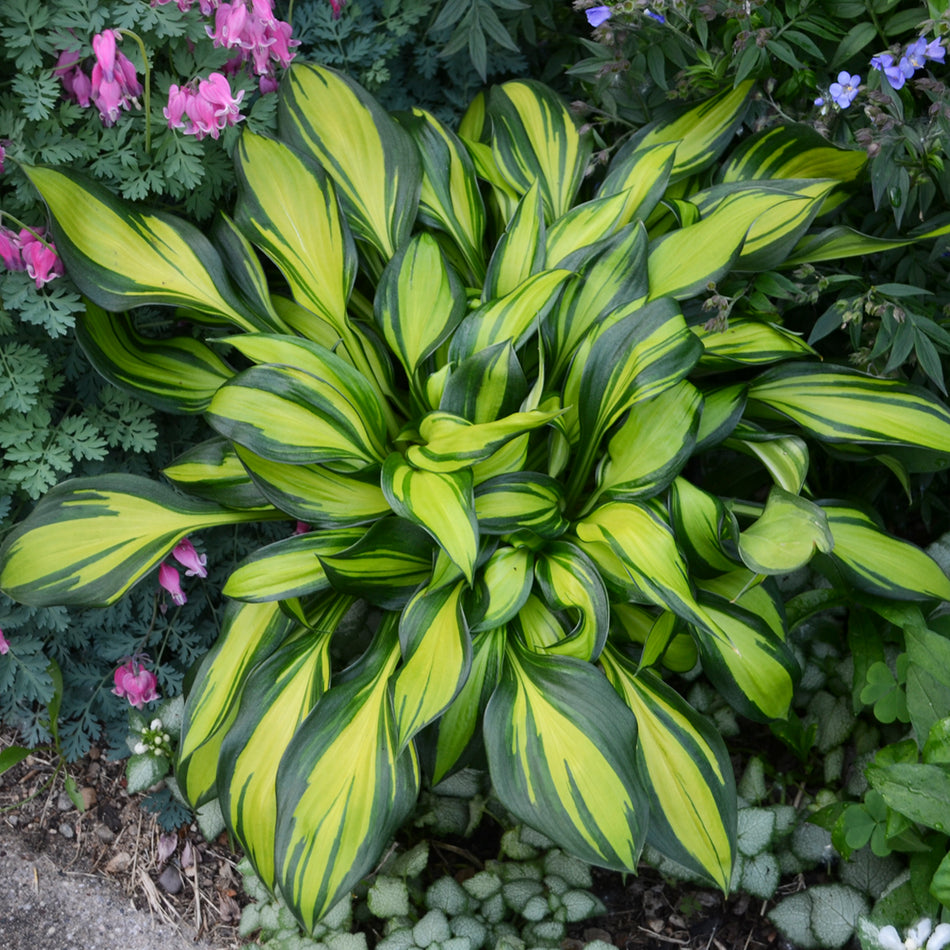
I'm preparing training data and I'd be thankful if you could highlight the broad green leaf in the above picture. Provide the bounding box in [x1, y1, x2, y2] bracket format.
[484, 641, 648, 871]
[375, 233, 467, 377]
[319, 517, 435, 609]
[23, 165, 268, 332]
[697, 571, 787, 641]
[545, 189, 647, 268]
[278, 64, 421, 259]
[392, 580, 471, 747]
[223, 528, 364, 602]
[233, 131, 356, 334]
[235, 446, 389, 527]
[820, 505, 950, 601]
[533, 541, 609, 661]
[77, 303, 234, 414]
[695, 318, 816, 367]
[382, 454, 478, 582]
[785, 218, 950, 266]
[468, 546, 534, 633]
[484, 182, 545, 299]
[439, 342, 527, 424]
[486, 80, 591, 221]
[594, 382, 702, 503]
[218, 632, 334, 887]
[428, 626, 506, 783]
[163, 439, 269, 510]
[692, 594, 799, 721]
[695, 383, 746, 450]
[668, 477, 742, 576]
[275, 620, 420, 930]
[0, 475, 275, 608]
[0, 746, 32, 775]
[738, 488, 833, 575]
[601, 651, 735, 891]
[724, 423, 810, 494]
[208, 363, 388, 470]
[400, 107, 487, 281]
[748, 363, 950, 457]
[867, 762, 950, 833]
[178, 600, 294, 806]
[474, 472, 568, 539]
[593, 141, 678, 226]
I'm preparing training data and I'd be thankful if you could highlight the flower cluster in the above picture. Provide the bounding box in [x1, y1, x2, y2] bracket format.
[112, 657, 159, 709]
[872, 919, 950, 950]
[0, 227, 64, 288]
[132, 718, 174, 758]
[156, 537, 208, 608]
[815, 70, 861, 110]
[164, 73, 245, 140]
[54, 30, 142, 127]
[872, 36, 945, 91]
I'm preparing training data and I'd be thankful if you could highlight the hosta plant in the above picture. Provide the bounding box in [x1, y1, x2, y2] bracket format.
[5, 64, 950, 930]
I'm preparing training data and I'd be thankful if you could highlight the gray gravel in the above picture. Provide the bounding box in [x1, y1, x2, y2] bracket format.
[0, 824, 234, 950]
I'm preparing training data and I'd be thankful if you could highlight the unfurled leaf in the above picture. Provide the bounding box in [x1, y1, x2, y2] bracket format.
[738, 488, 833, 575]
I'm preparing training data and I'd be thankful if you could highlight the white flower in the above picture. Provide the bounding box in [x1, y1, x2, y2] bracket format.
[872, 919, 950, 950]
[150, 718, 163, 730]
[133, 741, 148, 755]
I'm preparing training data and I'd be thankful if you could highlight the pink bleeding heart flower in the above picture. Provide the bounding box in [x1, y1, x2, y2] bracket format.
[18, 231, 64, 288]
[172, 537, 208, 578]
[90, 29, 143, 126]
[0, 227, 23, 271]
[112, 658, 159, 709]
[0, 628, 9, 655]
[158, 561, 187, 606]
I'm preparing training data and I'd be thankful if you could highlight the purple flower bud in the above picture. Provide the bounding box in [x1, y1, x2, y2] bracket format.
[586, 5, 611, 28]
[158, 561, 187, 605]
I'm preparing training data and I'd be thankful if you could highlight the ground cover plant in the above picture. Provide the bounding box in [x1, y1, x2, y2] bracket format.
[5, 54, 950, 940]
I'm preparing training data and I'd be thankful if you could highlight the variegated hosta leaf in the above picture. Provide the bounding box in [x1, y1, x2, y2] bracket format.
[76, 302, 235, 414]
[591, 142, 678, 229]
[392, 580, 471, 748]
[486, 80, 591, 222]
[695, 318, 816, 368]
[593, 381, 702, 505]
[0, 475, 275, 608]
[22, 165, 270, 332]
[785, 217, 950, 267]
[374, 233, 467, 377]
[820, 504, 950, 601]
[381, 454, 478, 582]
[473, 472, 568, 539]
[163, 438, 270, 510]
[697, 571, 787, 642]
[484, 182, 546, 299]
[399, 107, 487, 282]
[275, 620, 420, 931]
[178, 600, 295, 806]
[233, 131, 356, 334]
[467, 546, 534, 633]
[223, 528, 365, 602]
[533, 542, 609, 661]
[747, 363, 950, 456]
[695, 383, 746, 450]
[427, 626, 506, 784]
[439, 342, 527, 424]
[448, 269, 573, 362]
[691, 593, 800, 721]
[464, 137, 522, 228]
[601, 81, 752, 187]
[408, 409, 561, 474]
[545, 189, 644, 269]
[668, 477, 742, 577]
[218, 632, 333, 888]
[484, 641, 649, 870]
[545, 222, 650, 383]
[278, 64, 421, 260]
[319, 517, 435, 609]
[600, 650, 736, 891]
[738, 488, 833, 575]
[234, 445, 389, 527]
[207, 362, 389, 470]
[725, 423, 810, 494]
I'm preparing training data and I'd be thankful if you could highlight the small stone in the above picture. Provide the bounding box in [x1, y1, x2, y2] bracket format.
[158, 865, 183, 894]
[95, 824, 115, 844]
[57, 791, 73, 812]
[105, 851, 132, 874]
[58, 822, 74, 839]
[80, 786, 97, 810]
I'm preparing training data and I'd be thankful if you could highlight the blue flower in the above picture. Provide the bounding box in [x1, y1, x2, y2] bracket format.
[586, 5, 612, 27]
[925, 37, 945, 63]
[645, 8, 665, 22]
[829, 70, 860, 108]
[870, 51, 911, 89]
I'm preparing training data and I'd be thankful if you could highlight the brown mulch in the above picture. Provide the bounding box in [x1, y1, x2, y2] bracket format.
[0, 730, 795, 950]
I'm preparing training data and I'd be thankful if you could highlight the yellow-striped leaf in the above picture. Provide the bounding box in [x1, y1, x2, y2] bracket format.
[22, 165, 269, 332]
[821, 504, 950, 601]
[695, 317, 816, 367]
[278, 64, 420, 260]
[163, 439, 269, 510]
[275, 620, 420, 931]
[178, 600, 294, 806]
[218, 632, 333, 887]
[76, 302, 234, 414]
[486, 80, 591, 222]
[748, 363, 950, 456]
[601, 650, 735, 890]
[483, 182, 545, 299]
[0, 475, 274, 608]
[592, 141, 678, 227]
[724, 423, 810, 494]
[234, 131, 356, 334]
[484, 641, 648, 870]
[467, 546, 534, 633]
[545, 189, 643, 268]
[223, 528, 364, 602]
[381, 454, 478, 582]
[439, 342, 527, 425]
[392, 580, 471, 747]
[473, 472, 568, 539]
[668, 477, 742, 576]
[738, 488, 833, 575]
[695, 383, 746, 450]
[697, 570, 786, 641]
